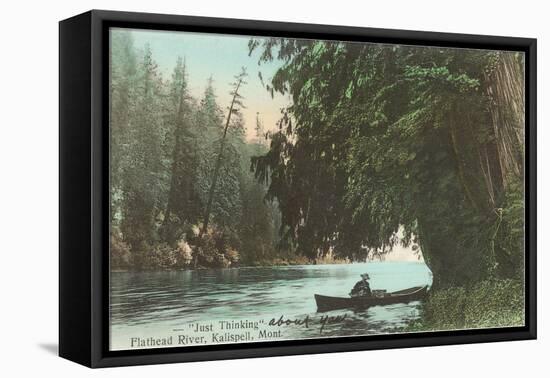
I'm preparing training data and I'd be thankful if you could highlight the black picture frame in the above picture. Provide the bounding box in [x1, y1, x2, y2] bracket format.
[59, 9, 537, 368]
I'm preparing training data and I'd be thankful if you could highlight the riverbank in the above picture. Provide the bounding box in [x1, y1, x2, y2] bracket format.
[111, 232, 353, 270]
[111, 254, 352, 272]
[250, 254, 351, 267]
[406, 278, 524, 331]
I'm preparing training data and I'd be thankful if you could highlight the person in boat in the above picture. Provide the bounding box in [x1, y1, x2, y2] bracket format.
[349, 273, 372, 298]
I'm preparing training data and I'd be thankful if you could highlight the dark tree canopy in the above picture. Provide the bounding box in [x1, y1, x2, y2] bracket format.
[250, 39, 524, 287]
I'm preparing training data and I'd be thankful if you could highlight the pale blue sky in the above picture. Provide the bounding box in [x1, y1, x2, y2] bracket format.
[113, 27, 291, 140]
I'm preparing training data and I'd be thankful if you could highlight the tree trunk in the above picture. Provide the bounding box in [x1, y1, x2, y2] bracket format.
[162, 69, 190, 245]
[194, 77, 244, 267]
[483, 52, 525, 188]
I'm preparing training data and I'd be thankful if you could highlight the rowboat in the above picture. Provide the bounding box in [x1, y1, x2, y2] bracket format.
[314, 285, 429, 312]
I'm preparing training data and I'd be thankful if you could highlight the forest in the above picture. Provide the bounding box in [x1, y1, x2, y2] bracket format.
[110, 30, 525, 297]
[110, 31, 288, 270]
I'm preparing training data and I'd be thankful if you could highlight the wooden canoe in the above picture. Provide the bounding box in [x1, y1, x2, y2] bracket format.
[314, 285, 428, 312]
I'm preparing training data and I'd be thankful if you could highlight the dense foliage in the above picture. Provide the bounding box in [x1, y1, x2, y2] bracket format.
[249, 39, 525, 287]
[109, 32, 281, 269]
[406, 279, 524, 331]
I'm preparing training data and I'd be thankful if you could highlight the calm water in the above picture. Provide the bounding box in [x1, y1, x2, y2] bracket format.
[110, 262, 432, 350]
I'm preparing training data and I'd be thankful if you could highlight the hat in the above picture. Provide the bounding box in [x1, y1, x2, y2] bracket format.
[360, 273, 370, 279]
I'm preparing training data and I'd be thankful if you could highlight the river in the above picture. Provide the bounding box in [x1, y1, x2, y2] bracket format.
[110, 261, 432, 350]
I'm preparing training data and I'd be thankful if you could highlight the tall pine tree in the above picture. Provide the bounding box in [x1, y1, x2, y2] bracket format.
[161, 58, 202, 246]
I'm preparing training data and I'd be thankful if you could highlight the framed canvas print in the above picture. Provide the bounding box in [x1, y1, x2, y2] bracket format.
[59, 10, 536, 368]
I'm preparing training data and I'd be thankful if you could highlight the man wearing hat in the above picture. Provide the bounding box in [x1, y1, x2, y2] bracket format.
[349, 273, 372, 298]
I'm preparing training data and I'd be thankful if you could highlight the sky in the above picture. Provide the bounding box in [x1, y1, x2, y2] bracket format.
[116, 28, 291, 141]
[369, 227, 425, 262]
[381, 243, 424, 262]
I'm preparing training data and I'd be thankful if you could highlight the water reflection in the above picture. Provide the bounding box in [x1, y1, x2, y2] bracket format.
[110, 262, 432, 342]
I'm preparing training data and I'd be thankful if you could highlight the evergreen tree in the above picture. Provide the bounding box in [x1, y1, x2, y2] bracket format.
[119, 44, 165, 267]
[109, 30, 137, 226]
[161, 58, 202, 245]
[195, 68, 248, 266]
